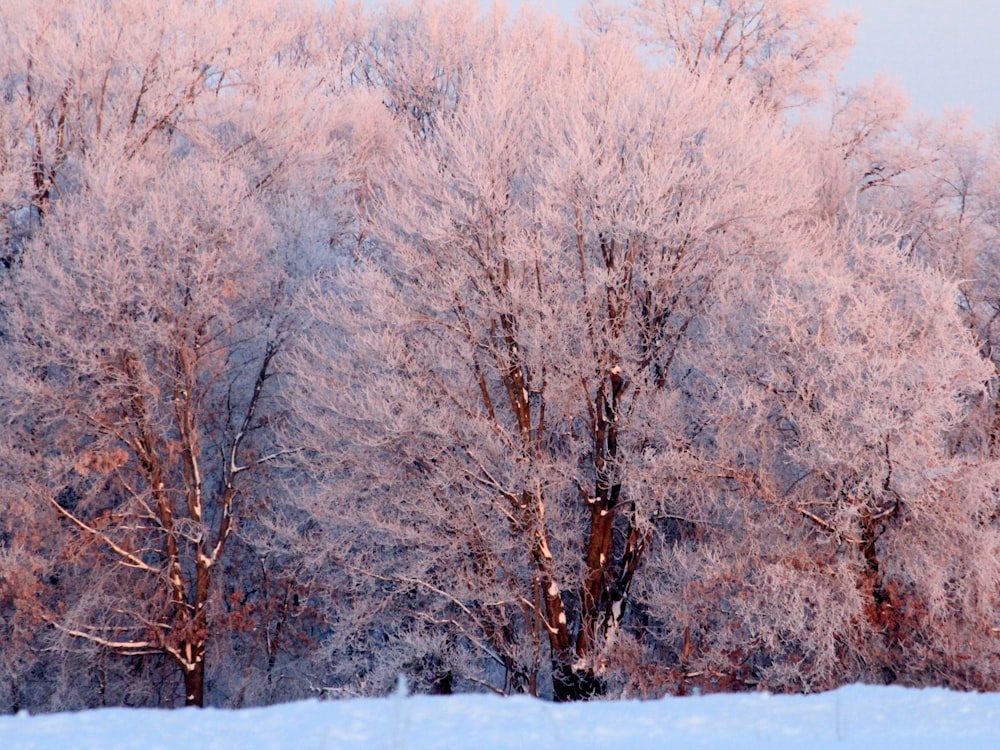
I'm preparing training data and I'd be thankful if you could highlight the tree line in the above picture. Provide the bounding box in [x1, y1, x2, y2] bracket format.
[3, 0, 1000, 710]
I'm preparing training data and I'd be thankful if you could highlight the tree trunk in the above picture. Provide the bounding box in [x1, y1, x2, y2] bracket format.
[573, 368, 628, 694]
[858, 505, 897, 684]
[183, 653, 205, 707]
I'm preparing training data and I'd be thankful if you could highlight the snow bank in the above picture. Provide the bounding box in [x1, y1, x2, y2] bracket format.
[3, 684, 999, 749]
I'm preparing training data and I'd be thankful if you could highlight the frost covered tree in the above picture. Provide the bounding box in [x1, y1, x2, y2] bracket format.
[0, 0, 360, 709]
[285, 17, 848, 698]
[286, 0, 1000, 700]
[0, 152, 289, 707]
[0, 0, 350, 257]
[630, 215, 1000, 691]
[627, 0, 857, 109]
[3, 0, 1000, 710]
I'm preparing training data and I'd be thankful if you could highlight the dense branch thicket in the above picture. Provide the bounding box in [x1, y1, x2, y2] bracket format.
[2, 0, 1000, 710]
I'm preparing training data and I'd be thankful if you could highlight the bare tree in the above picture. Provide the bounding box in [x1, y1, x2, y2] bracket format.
[284, 0, 1000, 700]
[628, 210, 1000, 692]
[286, 20, 826, 699]
[0, 0, 368, 709]
[626, 0, 857, 109]
[3, 0, 1000, 709]
[0, 144, 293, 706]
[0, 0, 346, 252]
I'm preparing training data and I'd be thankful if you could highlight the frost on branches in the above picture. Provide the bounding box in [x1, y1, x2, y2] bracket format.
[2, 0, 1000, 711]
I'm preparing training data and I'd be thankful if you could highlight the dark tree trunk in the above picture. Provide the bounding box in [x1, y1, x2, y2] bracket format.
[183, 657, 205, 707]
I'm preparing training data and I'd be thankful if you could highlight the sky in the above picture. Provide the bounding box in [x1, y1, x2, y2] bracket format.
[509, 0, 1000, 126]
[829, 0, 1000, 124]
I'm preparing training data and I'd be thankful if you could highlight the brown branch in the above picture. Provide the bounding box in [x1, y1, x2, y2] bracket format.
[46, 618, 159, 656]
[49, 497, 159, 575]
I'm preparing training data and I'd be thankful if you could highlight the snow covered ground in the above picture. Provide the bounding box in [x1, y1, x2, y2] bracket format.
[3, 684, 1000, 749]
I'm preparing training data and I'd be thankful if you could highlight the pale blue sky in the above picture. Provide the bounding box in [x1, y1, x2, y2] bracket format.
[508, 0, 1000, 125]
[830, 0, 1000, 124]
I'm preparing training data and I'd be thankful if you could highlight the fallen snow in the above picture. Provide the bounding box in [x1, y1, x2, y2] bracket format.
[3, 684, 1000, 749]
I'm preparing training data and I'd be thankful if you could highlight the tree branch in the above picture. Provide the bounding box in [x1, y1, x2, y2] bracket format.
[49, 497, 160, 575]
